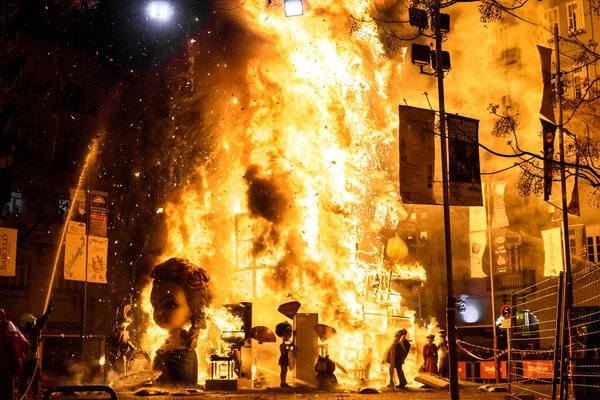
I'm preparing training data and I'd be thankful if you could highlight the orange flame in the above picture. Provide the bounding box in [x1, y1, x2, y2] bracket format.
[139, 0, 434, 388]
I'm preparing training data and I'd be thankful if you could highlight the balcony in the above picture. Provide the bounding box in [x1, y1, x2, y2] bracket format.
[487, 269, 536, 291]
[0, 286, 28, 299]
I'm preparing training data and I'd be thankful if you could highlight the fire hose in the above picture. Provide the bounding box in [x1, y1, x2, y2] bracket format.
[17, 356, 40, 400]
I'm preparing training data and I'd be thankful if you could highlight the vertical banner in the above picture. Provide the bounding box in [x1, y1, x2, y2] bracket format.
[68, 189, 87, 235]
[0, 227, 17, 277]
[542, 227, 563, 276]
[491, 182, 509, 229]
[87, 236, 108, 284]
[399, 105, 436, 204]
[469, 206, 487, 232]
[568, 156, 580, 216]
[491, 228, 509, 274]
[89, 191, 108, 237]
[64, 233, 87, 281]
[470, 231, 487, 278]
[542, 119, 557, 201]
[447, 115, 483, 206]
[538, 46, 555, 123]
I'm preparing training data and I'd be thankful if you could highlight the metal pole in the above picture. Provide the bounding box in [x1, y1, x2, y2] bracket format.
[485, 179, 500, 384]
[552, 272, 565, 400]
[81, 173, 90, 362]
[434, 7, 459, 400]
[554, 25, 572, 400]
[508, 291, 515, 397]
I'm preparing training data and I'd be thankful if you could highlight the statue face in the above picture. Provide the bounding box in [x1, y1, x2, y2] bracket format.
[150, 280, 192, 331]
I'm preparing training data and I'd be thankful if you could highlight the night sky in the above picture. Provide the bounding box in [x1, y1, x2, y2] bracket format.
[18, 0, 212, 67]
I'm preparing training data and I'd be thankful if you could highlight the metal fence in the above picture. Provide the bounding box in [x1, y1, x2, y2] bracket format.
[566, 264, 600, 399]
[507, 273, 563, 400]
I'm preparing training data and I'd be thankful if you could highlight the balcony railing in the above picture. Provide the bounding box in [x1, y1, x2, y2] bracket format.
[487, 270, 536, 291]
[0, 286, 28, 299]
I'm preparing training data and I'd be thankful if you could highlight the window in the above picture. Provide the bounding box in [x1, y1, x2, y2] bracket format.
[588, 236, 595, 262]
[0, 257, 28, 298]
[567, 1, 585, 34]
[543, 8, 559, 36]
[4, 192, 25, 217]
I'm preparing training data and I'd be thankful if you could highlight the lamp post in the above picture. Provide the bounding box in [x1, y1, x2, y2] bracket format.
[432, 6, 460, 400]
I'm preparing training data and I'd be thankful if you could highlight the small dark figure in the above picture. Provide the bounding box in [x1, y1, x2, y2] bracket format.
[228, 344, 243, 378]
[422, 334, 438, 375]
[438, 330, 449, 379]
[275, 321, 296, 388]
[0, 308, 30, 400]
[106, 302, 135, 373]
[19, 301, 54, 398]
[383, 329, 410, 389]
[315, 355, 338, 390]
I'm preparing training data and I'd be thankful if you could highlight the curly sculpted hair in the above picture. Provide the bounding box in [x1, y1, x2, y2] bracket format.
[150, 258, 212, 325]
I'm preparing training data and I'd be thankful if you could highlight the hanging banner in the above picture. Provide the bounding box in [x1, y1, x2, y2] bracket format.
[470, 231, 487, 278]
[491, 228, 509, 274]
[469, 206, 487, 232]
[469, 184, 488, 232]
[68, 189, 87, 235]
[399, 105, 436, 205]
[89, 191, 108, 237]
[0, 227, 17, 277]
[538, 46, 555, 123]
[64, 233, 87, 281]
[447, 115, 483, 206]
[87, 236, 108, 284]
[491, 182, 509, 229]
[542, 227, 563, 276]
[568, 156, 580, 216]
[542, 119, 557, 201]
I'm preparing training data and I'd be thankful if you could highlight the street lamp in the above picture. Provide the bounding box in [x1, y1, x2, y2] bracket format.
[284, 0, 304, 17]
[147, 1, 172, 21]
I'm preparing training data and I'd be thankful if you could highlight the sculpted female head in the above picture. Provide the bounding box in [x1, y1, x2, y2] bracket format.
[150, 258, 212, 331]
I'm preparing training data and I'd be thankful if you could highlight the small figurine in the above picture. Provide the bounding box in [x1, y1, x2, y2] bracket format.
[275, 321, 296, 388]
[150, 258, 212, 386]
[228, 343, 243, 378]
[422, 334, 439, 375]
[438, 330, 449, 378]
[315, 355, 338, 390]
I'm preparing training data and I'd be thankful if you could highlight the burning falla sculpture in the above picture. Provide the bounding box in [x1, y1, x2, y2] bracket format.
[150, 258, 212, 386]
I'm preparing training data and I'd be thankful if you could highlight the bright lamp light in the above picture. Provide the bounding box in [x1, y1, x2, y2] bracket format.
[147, 2, 172, 21]
[284, 0, 303, 17]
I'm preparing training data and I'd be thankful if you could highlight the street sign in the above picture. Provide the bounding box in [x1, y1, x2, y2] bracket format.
[501, 304, 512, 319]
[501, 318, 511, 329]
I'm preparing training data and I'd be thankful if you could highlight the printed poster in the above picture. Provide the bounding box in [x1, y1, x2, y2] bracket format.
[68, 189, 87, 235]
[470, 231, 487, 278]
[492, 228, 509, 275]
[89, 191, 108, 237]
[542, 227, 563, 277]
[491, 182, 509, 229]
[87, 236, 108, 284]
[0, 227, 17, 277]
[447, 115, 483, 206]
[399, 105, 436, 205]
[64, 233, 87, 281]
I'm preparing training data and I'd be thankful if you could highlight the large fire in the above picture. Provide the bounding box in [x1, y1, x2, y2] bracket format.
[138, 0, 434, 389]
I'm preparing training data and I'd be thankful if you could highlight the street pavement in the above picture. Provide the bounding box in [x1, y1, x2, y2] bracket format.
[42, 386, 508, 400]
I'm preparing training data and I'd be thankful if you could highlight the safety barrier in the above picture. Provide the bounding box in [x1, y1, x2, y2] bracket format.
[566, 264, 600, 399]
[43, 385, 117, 400]
[507, 273, 563, 400]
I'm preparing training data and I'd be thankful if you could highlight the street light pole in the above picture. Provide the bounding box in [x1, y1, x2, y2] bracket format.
[554, 25, 572, 400]
[434, 6, 460, 400]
